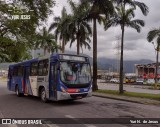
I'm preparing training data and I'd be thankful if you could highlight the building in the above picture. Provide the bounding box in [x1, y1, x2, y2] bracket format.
[0, 70, 8, 77]
[135, 63, 160, 79]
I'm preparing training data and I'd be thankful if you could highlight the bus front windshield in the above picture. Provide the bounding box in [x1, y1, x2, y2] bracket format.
[60, 62, 91, 85]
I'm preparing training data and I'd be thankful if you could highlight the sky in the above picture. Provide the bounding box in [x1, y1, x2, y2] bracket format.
[48, 0, 160, 61]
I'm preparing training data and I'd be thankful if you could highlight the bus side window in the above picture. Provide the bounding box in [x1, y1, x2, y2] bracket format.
[30, 62, 38, 76]
[38, 59, 49, 76]
[38, 61, 43, 76]
[43, 60, 49, 75]
[17, 66, 24, 76]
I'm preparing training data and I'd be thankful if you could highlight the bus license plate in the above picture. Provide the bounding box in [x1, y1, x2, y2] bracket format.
[76, 96, 82, 99]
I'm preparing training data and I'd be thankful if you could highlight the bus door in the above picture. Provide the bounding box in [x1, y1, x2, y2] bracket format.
[49, 63, 57, 100]
[23, 66, 30, 95]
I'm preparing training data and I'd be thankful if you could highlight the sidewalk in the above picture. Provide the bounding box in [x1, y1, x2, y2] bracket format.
[92, 92, 160, 105]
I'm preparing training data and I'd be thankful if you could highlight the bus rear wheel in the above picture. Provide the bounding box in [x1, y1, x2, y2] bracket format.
[40, 88, 48, 103]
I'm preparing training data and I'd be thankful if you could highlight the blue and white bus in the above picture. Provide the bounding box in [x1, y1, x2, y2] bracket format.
[7, 54, 92, 102]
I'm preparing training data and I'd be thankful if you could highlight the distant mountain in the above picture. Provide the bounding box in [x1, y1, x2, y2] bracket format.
[97, 57, 154, 73]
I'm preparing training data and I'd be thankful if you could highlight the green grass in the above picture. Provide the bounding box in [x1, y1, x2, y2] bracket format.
[96, 89, 160, 100]
[0, 76, 7, 81]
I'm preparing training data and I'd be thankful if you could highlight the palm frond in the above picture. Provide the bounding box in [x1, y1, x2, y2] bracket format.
[133, 1, 149, 16]
[68, 0, 77, 14]
[61, 7, 67, 18]
[130, 19, 145, 27]
[147, 28, 160, 42]
[126, 21, 141, 33]
[104, 17, 120, 30]
[125, 8, 135, 18]
[49, 22, 58, 32]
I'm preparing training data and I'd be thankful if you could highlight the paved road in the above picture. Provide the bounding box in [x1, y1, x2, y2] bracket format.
[0, 81, 160, 127]
[98, 80, 160, 94]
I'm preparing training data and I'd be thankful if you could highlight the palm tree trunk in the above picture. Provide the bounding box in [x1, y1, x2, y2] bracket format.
[155, 46, 159, 89]
[62, 39, 65, 53]
[77, 33, 80, 55]
[77, 24, 80, 55]
[119, 25, 124, 94]
[92, 18, 98, 91]
[44, 47, 46, 56]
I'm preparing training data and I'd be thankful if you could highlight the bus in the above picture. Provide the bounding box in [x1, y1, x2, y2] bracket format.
[7, 54, 92, 102]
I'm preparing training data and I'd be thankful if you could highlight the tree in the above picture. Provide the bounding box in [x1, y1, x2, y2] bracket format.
[147, 28, 160, 89]
[49, 7, 71, 53]
[0, 36, 31, 62]
[0, 0, 55, 62]
[68, 0, 92, 55]
[81, 0, 114, 91]
[35, 27, 59, 56]
[105, 0, 148, 94]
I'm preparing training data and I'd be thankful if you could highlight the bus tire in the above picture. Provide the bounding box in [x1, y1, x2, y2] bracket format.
[40, 88, 48, 103]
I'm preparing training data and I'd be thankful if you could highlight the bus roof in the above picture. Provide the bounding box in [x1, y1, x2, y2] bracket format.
[9, 53, 89, 67]
[9, 58, 38, 67]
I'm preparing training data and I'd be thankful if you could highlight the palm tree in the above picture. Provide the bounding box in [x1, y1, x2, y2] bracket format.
[81, 0, 114, 91]
[105, 1, 148, 94]
[68, 0, 92, 55]
[79, 35, 91, 53]
[35, 27, 59, 56]
[49, 7, 71, 53]
[147, 28, 160, 89]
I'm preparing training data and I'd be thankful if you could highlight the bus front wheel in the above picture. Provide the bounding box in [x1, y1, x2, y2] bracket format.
[40, 88, 48, 103]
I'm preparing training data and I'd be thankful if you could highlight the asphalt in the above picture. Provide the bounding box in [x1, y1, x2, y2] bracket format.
[93, 92, 160, 105]
[1, 79, 160, 105]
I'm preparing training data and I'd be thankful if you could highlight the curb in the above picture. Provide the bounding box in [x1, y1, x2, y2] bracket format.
[92, 93, 160, 105]
[92, 93, 143, 104]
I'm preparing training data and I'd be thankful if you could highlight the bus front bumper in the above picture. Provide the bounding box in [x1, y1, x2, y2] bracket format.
[57, 89, 92, 101]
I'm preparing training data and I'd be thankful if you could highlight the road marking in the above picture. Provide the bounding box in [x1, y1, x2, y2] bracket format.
[65, 115, 97, 127]
[65, 115, 75, 118]
[84, 124, 97, 127]
[8, 125, 18, 127]
[43, 119, 60, 127]
[85, 125, 97, 127]
[44, 124, 60, 127]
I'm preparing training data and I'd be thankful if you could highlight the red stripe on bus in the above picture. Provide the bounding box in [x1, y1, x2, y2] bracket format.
[22, 79, 25, 92]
